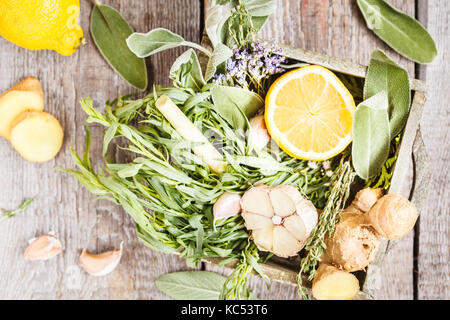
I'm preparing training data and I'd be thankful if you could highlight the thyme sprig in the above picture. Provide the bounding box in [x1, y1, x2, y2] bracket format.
[296, 155, 356, 299]
[0, 198, 34, 223]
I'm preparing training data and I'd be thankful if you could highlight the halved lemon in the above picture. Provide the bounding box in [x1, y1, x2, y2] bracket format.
[265, 65, 356, 161]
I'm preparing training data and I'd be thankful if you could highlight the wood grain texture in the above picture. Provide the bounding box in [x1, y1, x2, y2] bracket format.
[416, 0, 450, 300]
[0, 0, 201, 300]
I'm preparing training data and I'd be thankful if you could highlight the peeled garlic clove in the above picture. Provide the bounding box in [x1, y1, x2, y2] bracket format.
[79, 242, 123, 276]
[241, 185, 274, 218]
[213, 192, 241, 222]
[272, 226, 303, 258]
[283, 214, 307, 242]
[248, 115, 271, 150]
[24, 234, 62, 260]
[269, 187, 296, 217]
[252, 226, 274, 252]
[242, 211, 273, 230]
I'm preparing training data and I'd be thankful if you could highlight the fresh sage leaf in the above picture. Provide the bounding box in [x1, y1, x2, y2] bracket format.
[126, 28, 211, 59]
[205, 43, 233, 81]
[364, 50, 411, 138]
[352, 91, 391, 180]
[156, 271, 227, 300]
[170, 49, 205, 91]
[90, 4, 148, 90]
[205, 4, 232, 48]
[211, 85, 263, 130]
[242, 0, 277, 17]
[357, 0, 437, 63]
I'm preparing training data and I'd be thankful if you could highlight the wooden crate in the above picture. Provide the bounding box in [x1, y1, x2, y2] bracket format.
[201, 42, 430, 298]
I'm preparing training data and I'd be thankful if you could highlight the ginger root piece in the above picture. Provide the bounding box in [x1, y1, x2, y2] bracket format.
[241, 184, 318, 258]
[0, 77, 44, 140]
[322, 212, 380, 272]
[343, 187, 384, 215]
[312, 263, 360, 300]
[10, 111, 63, 162]
[366, 194, 418, 240]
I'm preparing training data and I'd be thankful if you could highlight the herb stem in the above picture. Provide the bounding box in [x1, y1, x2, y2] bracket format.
[183, 41, 212, 57]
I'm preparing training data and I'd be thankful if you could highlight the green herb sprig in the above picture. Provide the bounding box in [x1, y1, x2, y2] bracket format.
[0, 198, 34, 223]
[296, 156, 356, 299]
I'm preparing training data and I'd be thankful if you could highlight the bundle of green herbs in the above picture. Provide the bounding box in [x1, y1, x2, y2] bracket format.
[69, 0, 431, 299]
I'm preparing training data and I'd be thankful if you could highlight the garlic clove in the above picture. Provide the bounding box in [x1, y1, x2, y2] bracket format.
[269, 187, 296, 217]
[242, 211, 273, 230]
[252, 226, 274, 252]
[79, 242, 123, 276]
[248, 115, 271, 150]
[241, 185, 274, 218]
[24, 234, 62, 260]
[283, 214, 307, 242]
[213, 192, 241, 222]
[295, 200, 318, 235]
[272, 226, 303, 258]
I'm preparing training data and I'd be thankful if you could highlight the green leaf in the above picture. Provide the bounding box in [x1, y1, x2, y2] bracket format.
[364, 50, 411, 138]
[205, 4, 232, 48]
[352, 91, 391, 180]
[126, 28, 184, 58]
[90, 4, 148, 90]
[127, 28, 211, 59]
[170, 49, 205, 91]
[242, 0, 277, 17]
[205, 43, 233, 81]
[357, 0, 437, 63]
[156, 271, 227, 300]
[211, 85, 263, 130]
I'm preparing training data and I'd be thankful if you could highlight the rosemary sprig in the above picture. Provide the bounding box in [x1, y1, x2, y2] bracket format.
[296, 155, 356, 299]
[0, 198, 34, 222]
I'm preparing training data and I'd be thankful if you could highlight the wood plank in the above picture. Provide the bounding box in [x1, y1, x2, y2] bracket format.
[0, 0, 201, 299]
[207, 0, 416, 300]
[416, 0, 450, 300]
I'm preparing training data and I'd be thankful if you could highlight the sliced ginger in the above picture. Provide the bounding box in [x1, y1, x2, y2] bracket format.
[10, 111, 63, 162]
[0, 77, 44, 140]
[312, 263, 360, 300]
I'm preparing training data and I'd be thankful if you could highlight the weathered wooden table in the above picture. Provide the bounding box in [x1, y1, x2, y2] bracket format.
[0, 0, 448, 300]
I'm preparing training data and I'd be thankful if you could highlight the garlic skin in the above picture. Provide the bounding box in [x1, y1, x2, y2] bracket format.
[213, 192, 242, 222]
[366, 194, 418, 240]
[241, 184, 318, 258]
[248, 115, 271, 150]
[24, 234, 62, 260]
[79, 242, 124, 276]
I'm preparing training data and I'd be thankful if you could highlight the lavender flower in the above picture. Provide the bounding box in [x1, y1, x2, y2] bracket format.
[212, 41, 287, 96]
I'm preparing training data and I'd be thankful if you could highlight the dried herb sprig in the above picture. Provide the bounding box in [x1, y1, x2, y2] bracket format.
[0, 198, 34, 223]
[296, 155, 356, 299]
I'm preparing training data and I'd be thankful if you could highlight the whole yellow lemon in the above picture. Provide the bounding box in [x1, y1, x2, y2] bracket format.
[0, 0, 84, 56]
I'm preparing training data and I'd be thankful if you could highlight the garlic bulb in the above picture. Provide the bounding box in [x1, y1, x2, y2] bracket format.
[241, 184, 318, 258]
[24, 233, 62, 260]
